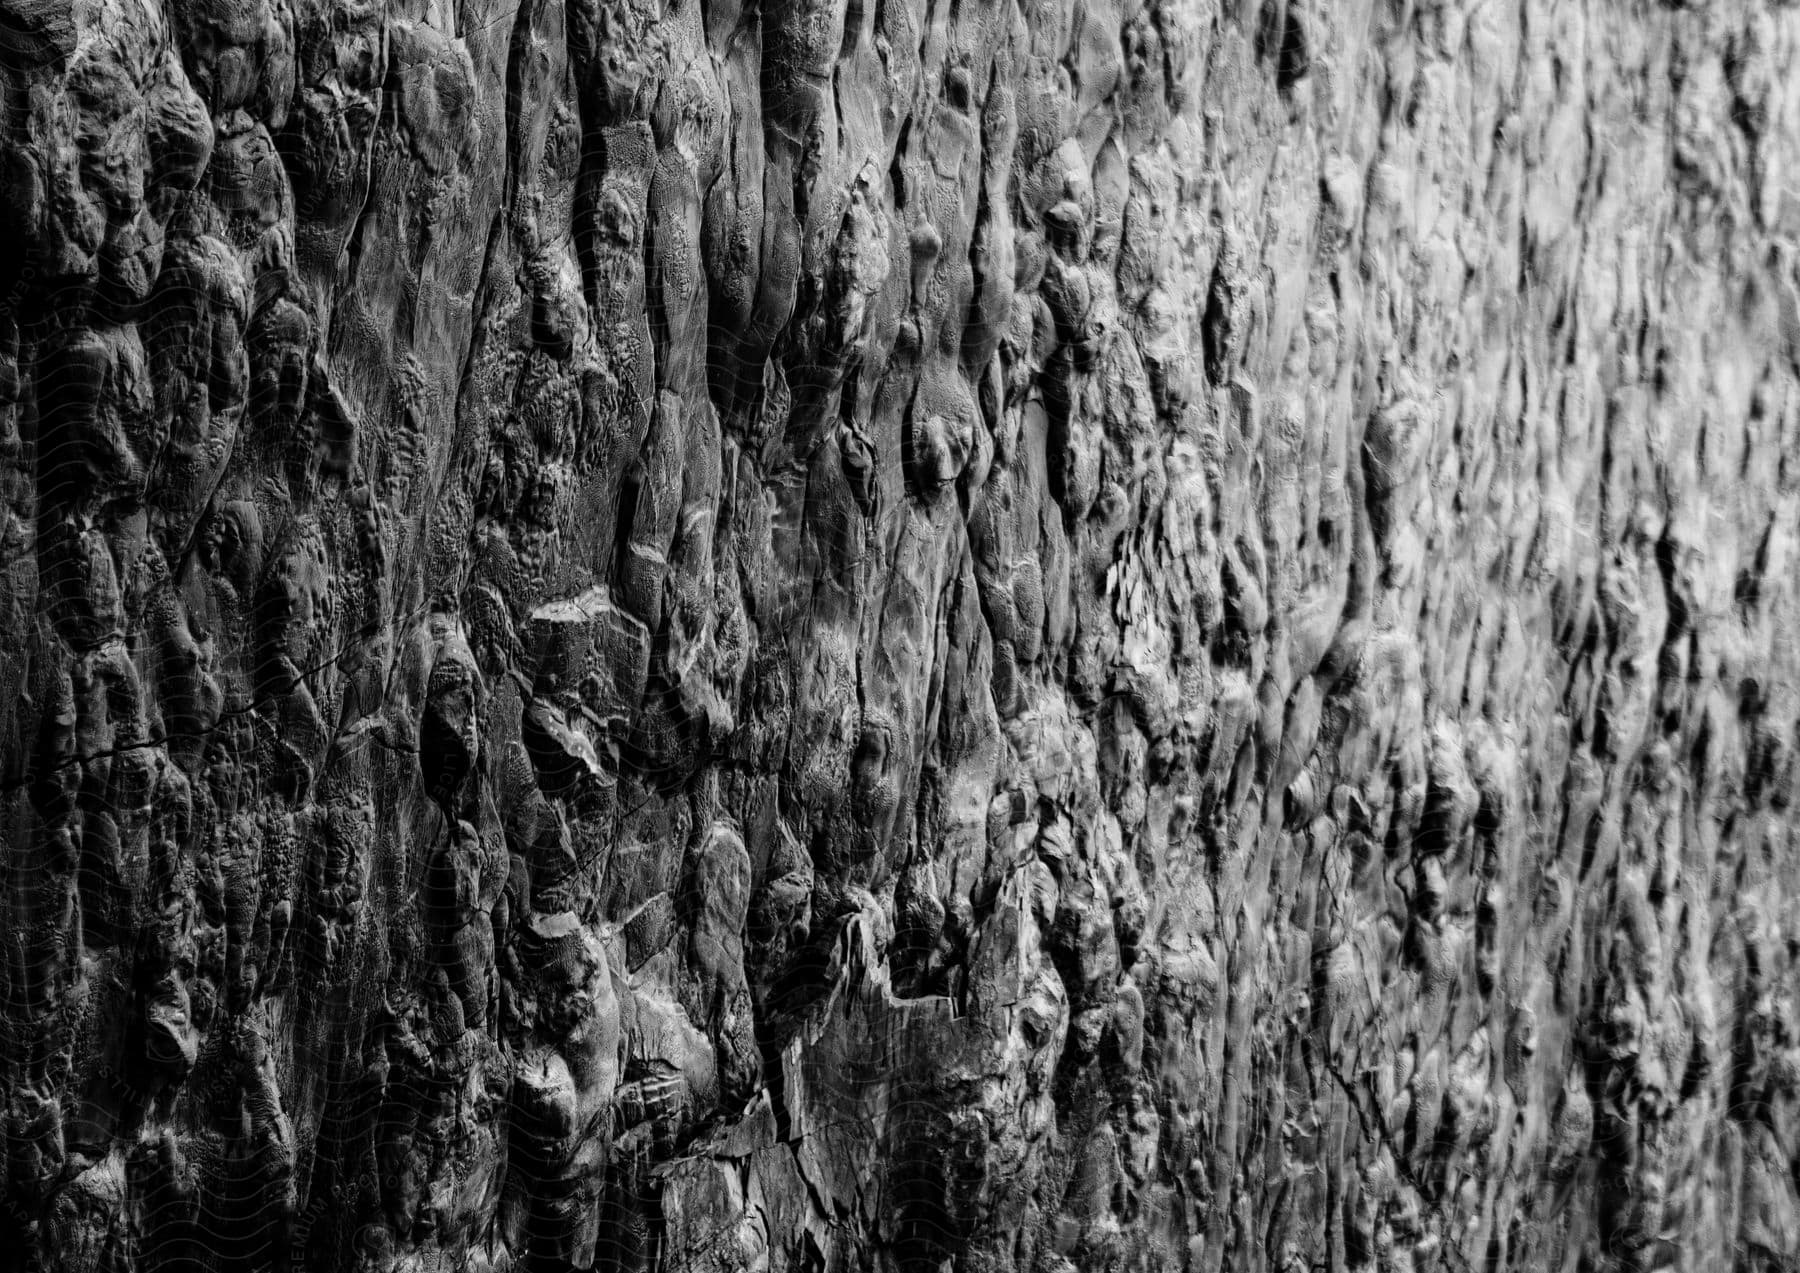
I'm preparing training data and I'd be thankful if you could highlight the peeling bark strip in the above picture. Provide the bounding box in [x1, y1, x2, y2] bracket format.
[1, 0, 1798, 1268]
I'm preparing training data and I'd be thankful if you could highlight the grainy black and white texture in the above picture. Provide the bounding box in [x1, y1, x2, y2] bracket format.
[2, 0, 1799, 1269]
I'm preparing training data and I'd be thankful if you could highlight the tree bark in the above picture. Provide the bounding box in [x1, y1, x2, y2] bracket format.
[2, 0, 1798, 1269]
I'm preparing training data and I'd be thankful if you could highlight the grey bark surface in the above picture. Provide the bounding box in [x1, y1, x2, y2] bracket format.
[1, 0, 1798, 1269]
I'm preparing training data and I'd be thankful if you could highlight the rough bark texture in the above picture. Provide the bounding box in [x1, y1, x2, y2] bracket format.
[3, 0, 1800, 1268]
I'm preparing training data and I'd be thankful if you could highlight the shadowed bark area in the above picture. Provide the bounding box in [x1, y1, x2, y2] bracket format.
[2, 0, 1800, 1270]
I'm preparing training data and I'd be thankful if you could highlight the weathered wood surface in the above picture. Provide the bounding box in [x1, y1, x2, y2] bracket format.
[2, 0, 1799, 1269]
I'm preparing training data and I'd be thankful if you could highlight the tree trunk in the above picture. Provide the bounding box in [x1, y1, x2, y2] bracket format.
[1, 0, 1797, 1269]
